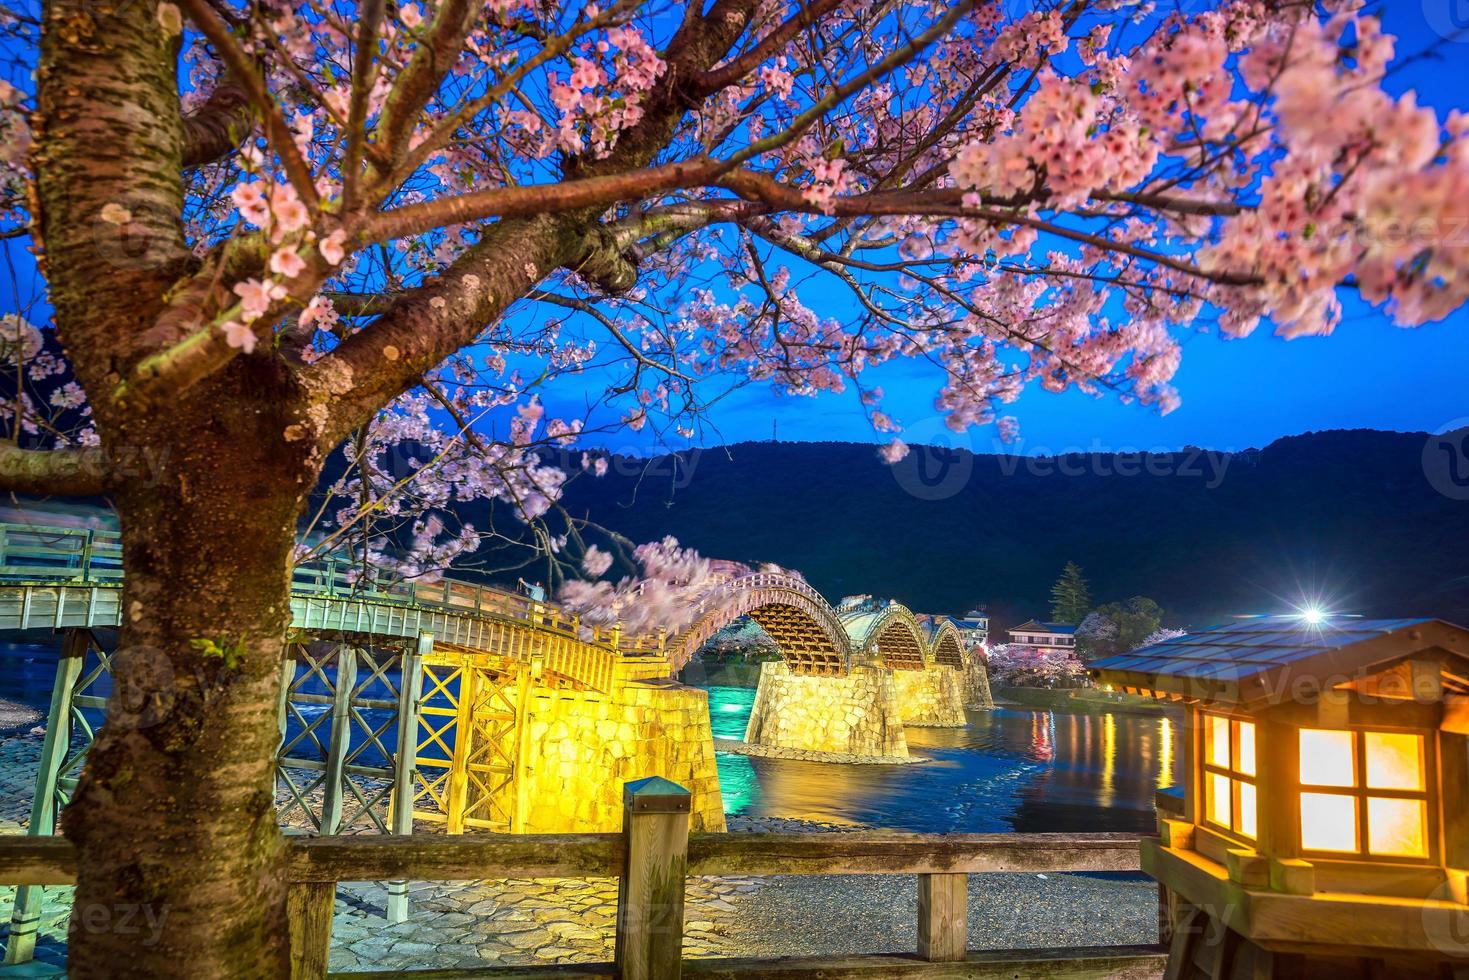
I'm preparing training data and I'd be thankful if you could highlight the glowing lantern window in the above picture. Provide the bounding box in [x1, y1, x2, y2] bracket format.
[1298, 729, 1430, 860]
[1300, 792, 1358, 852]
[1201, 713, 1257, 841]
[1299, 729, 1354, 786]
[1364, 732, 1424, 792]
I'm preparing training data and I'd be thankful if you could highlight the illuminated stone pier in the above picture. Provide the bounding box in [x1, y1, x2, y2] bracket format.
[891, 664, 967, 727]
[743, 662, 908, 758]
[513, 678, 726, 833]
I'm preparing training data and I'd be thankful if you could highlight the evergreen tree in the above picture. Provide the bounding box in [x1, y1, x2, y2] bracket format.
[1049, 562, 1091, 624]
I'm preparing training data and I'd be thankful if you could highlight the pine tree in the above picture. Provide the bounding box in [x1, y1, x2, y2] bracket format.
[1050, 562, 1091, 624]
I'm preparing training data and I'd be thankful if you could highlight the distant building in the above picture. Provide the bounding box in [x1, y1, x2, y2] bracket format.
[947, 609, 989, 648]
[1007, 620, 1077, 654]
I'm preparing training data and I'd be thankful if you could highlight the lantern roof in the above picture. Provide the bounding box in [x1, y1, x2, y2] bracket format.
[1089, 617, 1469, 705]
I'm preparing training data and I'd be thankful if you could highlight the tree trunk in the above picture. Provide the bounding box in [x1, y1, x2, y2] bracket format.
[62, 382, 317, 978]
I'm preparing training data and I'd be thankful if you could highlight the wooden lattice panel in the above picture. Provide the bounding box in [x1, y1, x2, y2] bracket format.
[874, 621, 927, 671]
[932, 632, 965, 669]
[664, 571, 853, 674]
[747, 602, 846, 676]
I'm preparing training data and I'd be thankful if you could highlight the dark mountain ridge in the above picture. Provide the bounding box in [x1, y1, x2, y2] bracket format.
[555, 429, 1469, 630]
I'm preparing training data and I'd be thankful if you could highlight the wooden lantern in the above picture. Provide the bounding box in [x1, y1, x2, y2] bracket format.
[1091, 617, 1469, 979]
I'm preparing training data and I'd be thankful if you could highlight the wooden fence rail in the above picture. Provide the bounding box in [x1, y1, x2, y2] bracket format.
[0, 779, 1167, 980]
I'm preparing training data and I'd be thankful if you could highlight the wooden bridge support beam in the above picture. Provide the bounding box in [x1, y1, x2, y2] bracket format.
[319, 645, 358, 836]
[2, 628, 85, 966]
[444, 664, 478, 835]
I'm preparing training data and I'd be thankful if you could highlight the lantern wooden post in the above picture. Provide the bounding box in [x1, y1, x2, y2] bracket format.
[1256, 715, 1301, 863]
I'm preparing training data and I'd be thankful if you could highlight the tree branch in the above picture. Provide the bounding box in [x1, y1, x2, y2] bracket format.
[0, 445, 111, 497]
[693, 0, 847, 96]
[306, 215, 580, 444]
[365, 156, 726, 243]
[180, 68, 255, 169]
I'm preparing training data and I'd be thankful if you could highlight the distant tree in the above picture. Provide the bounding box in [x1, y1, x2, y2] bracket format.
[1077, 596, 1165, 660]
[1074, 610, 1117, 660]
[1049, 562, 1091, 624]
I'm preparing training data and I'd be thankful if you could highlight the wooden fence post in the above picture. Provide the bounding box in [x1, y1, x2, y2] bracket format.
[288, 881, 336, 980]
[386, 633, 429, 923]
[917, 872, 968, 962]
[615, 777, 690, 980]
[320, 644, 358, 835]
[2, 629, 85, 966]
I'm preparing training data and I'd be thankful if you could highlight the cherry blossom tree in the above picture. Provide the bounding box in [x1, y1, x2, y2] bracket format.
[1, 0, 1467, 973]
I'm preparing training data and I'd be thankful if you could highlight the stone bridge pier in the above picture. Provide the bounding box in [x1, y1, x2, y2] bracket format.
[742, 661, 908, 758]
[891, 664, 967, 727]
[665, 573, 993, 760]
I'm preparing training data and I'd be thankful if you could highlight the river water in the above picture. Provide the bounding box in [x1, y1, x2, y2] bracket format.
[707, 685, 1179, 834]
[2, 643, 1178, 836]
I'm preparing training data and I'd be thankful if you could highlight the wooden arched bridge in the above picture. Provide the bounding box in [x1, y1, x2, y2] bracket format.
[662, 570, 981, 676]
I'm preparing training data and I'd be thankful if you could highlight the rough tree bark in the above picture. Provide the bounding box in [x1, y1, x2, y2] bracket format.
[31, 1, 319, 975]
[62, 368, 317, 979]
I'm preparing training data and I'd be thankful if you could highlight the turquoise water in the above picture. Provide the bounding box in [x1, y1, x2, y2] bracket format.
[704, 685, 1177, 835]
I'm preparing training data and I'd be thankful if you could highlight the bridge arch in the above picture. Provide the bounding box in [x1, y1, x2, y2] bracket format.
[926, 620, 969, 669]
[839, 602, 929, 671]
[666, 571, 852, 676]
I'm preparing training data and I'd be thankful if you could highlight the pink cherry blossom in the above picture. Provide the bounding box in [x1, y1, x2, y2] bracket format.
[220, 320, 257, 354]
[269, 248, 307, 278]
[319, 229, 347, 266]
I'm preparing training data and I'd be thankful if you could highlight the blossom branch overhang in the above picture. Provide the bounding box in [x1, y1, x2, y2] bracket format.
[363, 156, 731, 244]
[370, 0, 973, 244]
[384, 0, 642, 194]
[340, 0, 387, 214]
[373, 0, 485, 176]
[690, 0, 849, 97]
[715, 171, 1265, 289]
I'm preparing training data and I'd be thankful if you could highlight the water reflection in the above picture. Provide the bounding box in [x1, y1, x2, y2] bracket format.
[707, 685, 1180, 834]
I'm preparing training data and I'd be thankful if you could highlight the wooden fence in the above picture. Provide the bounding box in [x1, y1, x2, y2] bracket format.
[0, 778, 1168, 979]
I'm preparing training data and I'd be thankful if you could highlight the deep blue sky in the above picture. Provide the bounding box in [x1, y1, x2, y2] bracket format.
[560, 2, 1469, 459]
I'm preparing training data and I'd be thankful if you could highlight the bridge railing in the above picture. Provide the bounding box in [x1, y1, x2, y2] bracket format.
[0, 791, 1167, 979]
[0, 524, 123, 583]
[0, 521, 670, 657]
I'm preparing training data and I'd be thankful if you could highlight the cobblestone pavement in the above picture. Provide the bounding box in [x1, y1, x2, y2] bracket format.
[0, 730, 1157, 974]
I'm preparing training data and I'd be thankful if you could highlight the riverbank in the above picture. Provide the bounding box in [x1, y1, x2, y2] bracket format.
[0, 697, 40, 737]
[993, 685, 1172, 716]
